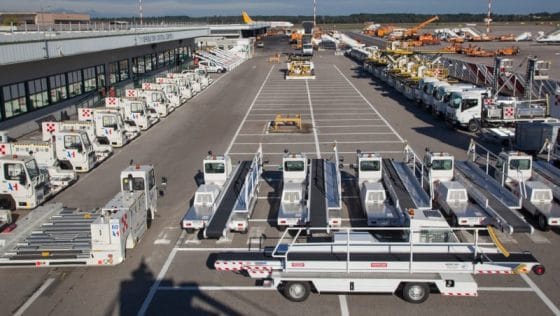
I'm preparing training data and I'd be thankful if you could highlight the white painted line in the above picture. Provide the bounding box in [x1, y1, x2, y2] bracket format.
[225, 65, 275, 155]
[14, 278, 56, 316]
[317, 124, 389, 128]
[478, 287, 534, 292]
[334, 65, 405, 143]
[339, 295, 350, 316]
[235, 141, 399, 145]
[159, 286, 276, 291]
[174, 247, 260, 252]
[314, 118, 382, 122]
[526, 232, 551, 244]
[318, 132, 394, 136]
[138, 229, 184, 316]
[228, 151, 403, 155]
[237, 142, 316, 145]
[306, 79, 321, 158]
[520, 274, 560, 315]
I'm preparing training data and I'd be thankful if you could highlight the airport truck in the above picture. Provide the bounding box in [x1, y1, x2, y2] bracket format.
[212, 226, 545, 303]
[141, 82, 182, 108]
[169, 72, 201, 94]
[0, 155, 53, 210]
[105, 97, 158, 130]
[355, 152, 405, 227]
[182, 148, 262, 237]
[0, 164, 163, 267]
[493, 151, 560, 231]
[125, 89, 171, 118]
[78, 107, 139, 147]
[413, 77, 438, 104]
[156, 77, 193, 100]
[445, 89, 548, 132]
[277, 147, 342, 230]
[432, 83, 476, 117]
[0, 141, 77, 188]
[42, 121, 113, 161]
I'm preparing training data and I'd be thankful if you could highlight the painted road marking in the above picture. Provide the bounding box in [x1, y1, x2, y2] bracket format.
[13, 278, 56, 316]
[339, 295, 350, 316]
[225, 65, 275, 155]
[305, 79, 321, 157]
[520, 274, 560, 315]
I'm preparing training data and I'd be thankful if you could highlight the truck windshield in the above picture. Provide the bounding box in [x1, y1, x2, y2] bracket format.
[131, 102, 144, 113]
[431, 159, 453, 170]
[303, 44, 312, 49]
[205, 162, 225, 174]
[122, 176, 145, 191]
[509, 158, 531, 170]
[360, 160, 380, 171]
[25, 160, 40, 181]
[81, 134, 92, 148]
[284, 161, 305, 172]
[449, 94, 462, 108]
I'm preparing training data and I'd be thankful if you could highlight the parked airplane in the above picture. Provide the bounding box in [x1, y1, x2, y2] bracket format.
[537, 29, 560, 44]
[242, 11, 294, 28]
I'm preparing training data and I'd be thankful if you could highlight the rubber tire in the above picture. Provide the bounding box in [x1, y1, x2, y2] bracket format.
[146, 209, 153, 229]
[185, 228, 195, 234]
[282, 282, 311, 302]
[467, 119, 480, 133]
[537, 214, 550, 232]
[450, 214, 459, 227]
[0, 196, 16, 211]
[402, 283, 430, 304]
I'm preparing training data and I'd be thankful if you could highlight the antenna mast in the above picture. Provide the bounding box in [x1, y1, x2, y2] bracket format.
[313, 0, 317, 26]
[485, 0, 492, 34]
[139, 0, 144, 26]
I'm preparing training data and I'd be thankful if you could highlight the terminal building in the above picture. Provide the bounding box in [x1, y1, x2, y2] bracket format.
[0, 21, 267, 136]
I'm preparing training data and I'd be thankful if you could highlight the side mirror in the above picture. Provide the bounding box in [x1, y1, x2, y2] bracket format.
[339, 156, 344, 163]
[159, 176, 168, 197]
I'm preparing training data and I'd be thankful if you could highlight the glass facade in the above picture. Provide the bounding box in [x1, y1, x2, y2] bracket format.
[0, 45, 193, 122]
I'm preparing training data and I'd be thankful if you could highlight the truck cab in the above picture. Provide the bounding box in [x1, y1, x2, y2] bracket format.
[105, 97, 156, 130]
[142, 83, 181, 108]
[421, 79, 442, 108]
[278, 153, 308, 229]
[414, 77, 437, 104]
[120, 164, 159, 219]
[79, 108, 138, 147]
[194, 68, 212, 88]
[157, 77, 193, 100]
[424, 151, 454, 183]
[179, 71, 203, 93]
[494, 152, 533, 185]
[445, 89, 490, 132]
[41, 124, 97, 172]
[433, 83, 476, 117]
[126, 89, 170, 118]
[0, 156, 49, 210]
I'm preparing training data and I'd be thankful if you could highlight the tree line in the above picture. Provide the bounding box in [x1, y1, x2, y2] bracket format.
[93, 12, 560, 24]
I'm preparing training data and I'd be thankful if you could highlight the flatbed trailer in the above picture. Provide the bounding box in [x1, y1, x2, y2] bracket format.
[213, 227, 544, 303]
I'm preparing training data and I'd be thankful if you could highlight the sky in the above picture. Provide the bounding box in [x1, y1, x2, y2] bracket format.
[2, 0, 560, 18]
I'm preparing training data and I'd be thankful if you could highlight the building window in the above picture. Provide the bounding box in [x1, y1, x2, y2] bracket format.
[119, 59, 129, 81]
[96, 65, 105, 88]
[145, 54, 153, 72]
[109, 62, 119, 84]
[49, 74, 67, 103]
[83, 67, 97, 92]
[158, 52, 165, 67]
[27, 78, 49, 109]
[2, 83, 27, 118]
[67, 70, 83, 97]
[136, 57, 145, 74]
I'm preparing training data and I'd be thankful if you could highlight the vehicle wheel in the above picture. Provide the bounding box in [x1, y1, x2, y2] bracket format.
[146, 209, 153, 229]
[450, 215, 459, 227]
[278, 225, 286, 232]
[282, 281, 311, 302]
[186, 228, 195, 234]
[537, 214, 550, 232]
[402, 283, 430, 304]
[0, 196, 15, 211]
[467, 119, 480, 133]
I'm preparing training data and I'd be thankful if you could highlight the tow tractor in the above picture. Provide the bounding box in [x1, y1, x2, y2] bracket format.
[493, 150, 560, 231]
[277, 147, 342, 230]
[156, 77, 193, 100]
[286, 59, 315, 80]
[104, 97, 158, 130]
[0, 164, 164, 267]
[425, 149, 515, 230]
[212, 226, 545, 303]
[169, 72, 201, 94]
[42, 121, 113, 162]
[354, 152, 405, 227]
[78, 108, 139, 147]
[125, 89, 171, 118]
[182, 147, 262, 238]
[141, 82, 182, 108]
[0, 140, 77, 188]
[0, 155, 53, 210]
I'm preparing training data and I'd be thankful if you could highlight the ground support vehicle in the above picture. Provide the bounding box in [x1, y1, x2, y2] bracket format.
[105, 97, 158, 130]
[124, 89, 171, 118]
[78, 108, 139, 147]
[0, 164, 161, 267]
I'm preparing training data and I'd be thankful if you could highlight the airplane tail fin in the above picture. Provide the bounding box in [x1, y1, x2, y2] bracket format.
[242, 11, 254, 24]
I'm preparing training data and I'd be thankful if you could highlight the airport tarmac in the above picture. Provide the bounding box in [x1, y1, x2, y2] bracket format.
[1, 35, 559, 316]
